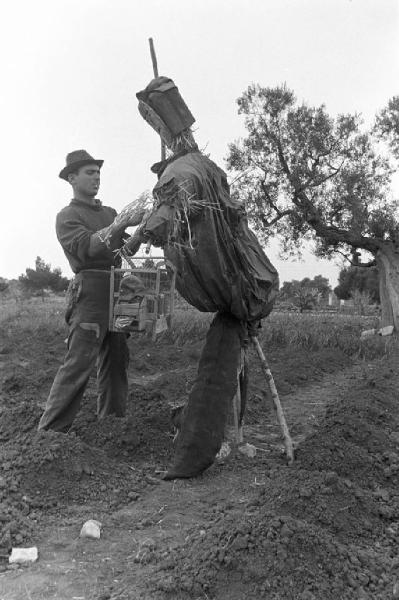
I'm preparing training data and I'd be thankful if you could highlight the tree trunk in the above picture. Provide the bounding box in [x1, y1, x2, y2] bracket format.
[376, 243, 399, 330]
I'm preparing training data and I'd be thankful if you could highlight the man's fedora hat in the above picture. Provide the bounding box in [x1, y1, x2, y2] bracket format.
[59, 149, 104, 181]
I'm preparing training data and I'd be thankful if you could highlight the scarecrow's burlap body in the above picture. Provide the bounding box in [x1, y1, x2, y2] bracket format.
[143, 151, 279, 478]
[145, 151, 279, 322]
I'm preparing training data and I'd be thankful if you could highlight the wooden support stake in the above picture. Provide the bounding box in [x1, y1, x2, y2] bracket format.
[251, 336, 294, 464]
[232, 348, 245, 445]
[232, 382, 243, 445]
[149, 37, 159, 77]
[148, 37, 166, 162]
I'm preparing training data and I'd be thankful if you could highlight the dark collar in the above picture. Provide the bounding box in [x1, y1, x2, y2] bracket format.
[71, 198, 103, 210]
[150, 148, 200, 178]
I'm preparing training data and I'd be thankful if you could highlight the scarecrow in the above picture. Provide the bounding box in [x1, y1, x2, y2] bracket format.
[125, 77, 280, 479]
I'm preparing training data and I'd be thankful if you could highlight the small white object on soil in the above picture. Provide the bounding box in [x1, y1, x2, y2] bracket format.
[216, 441, 231, 460]
[238, 443, 257, 458]
[379, 325, 394, 336]
[9, 547, 38, 564]
[80, 519, 102, 539]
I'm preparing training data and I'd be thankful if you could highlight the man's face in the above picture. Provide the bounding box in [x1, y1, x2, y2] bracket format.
[69, 164, 101, 197]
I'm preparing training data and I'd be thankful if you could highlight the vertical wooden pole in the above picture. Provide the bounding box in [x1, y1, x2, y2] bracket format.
[251, 336, 294, 464]
[232, 383, 244, 444]
[152, 266, 161, 341]
[168, 266, 176, 329]
[232, 350, 245, 445]
[109, 266, 115, 331]
[148, 37, 166, 162]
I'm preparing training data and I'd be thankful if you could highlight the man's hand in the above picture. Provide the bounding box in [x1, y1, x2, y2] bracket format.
[88, 200, 151, 257]
[122, 227, 148, 256]
[101, 206, 146, 242]
[116, 197, 152, 231]
[125, 208, 146, 228]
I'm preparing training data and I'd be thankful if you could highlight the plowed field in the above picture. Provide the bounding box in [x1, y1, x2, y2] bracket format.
[1, 303, 398, 600]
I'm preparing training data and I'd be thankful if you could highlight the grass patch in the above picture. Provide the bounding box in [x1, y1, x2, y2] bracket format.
[168, 309, 380, 355]
[168, 309, 213, 344]
[0, 297, 66, 340]
[258, 312, 379, 355]
[1, 298, 393, 358]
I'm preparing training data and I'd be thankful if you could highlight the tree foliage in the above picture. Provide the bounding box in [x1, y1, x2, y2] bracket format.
[18, 257, 70, 297]
[279, 275, 330, 301]
[374, 95, 399, 159]
[334, 265, 379, 303]
[0, 277, 9, 294]
[227, 84, 396, 260]
[279, 275, 331, 311]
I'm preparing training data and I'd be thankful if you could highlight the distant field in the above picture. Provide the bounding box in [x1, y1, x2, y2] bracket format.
[169, 307, 384, 356]
[1, 295, 391, 359]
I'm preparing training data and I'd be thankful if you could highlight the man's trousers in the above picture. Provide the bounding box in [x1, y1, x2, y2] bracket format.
[38, 270, 129, 432]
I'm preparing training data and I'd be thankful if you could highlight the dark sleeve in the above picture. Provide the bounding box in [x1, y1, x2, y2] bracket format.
[145, 171, 203, 246]
[143, 203, 175, 246]
[56, 209, 92, 263]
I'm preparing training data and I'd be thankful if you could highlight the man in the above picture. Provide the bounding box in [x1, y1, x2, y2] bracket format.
[38, 150, 143, 432]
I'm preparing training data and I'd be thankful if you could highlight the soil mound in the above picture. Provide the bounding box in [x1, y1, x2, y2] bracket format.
[70, 384, 175, 461]
[0, 422, 144, 551]
[153, 355, 399, 600]
[0, 384, 174, 553]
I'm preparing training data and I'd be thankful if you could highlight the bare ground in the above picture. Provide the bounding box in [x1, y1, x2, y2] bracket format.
[0, 325, 399, 599]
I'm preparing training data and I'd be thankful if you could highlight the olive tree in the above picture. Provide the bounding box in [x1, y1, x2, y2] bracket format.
[227, 85, 398, 328]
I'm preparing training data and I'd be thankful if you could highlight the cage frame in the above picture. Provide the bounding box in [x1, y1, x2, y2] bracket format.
[108, 257, 176, 340]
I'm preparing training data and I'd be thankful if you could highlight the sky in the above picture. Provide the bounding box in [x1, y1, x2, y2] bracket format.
[0, 0, 398, 287]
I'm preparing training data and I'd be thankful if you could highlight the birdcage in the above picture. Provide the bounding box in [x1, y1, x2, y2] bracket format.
[108, 257, 176, 339]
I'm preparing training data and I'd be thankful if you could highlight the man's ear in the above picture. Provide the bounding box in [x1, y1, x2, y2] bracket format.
[67, 173, 76, 185]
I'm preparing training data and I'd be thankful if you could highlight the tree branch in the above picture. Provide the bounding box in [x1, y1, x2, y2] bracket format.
[304, 160, 344, 189]
[253, 185, 293, 227]
[295, 189, 381, 253]
[257, 179, 294, 225]
[266, 209, 294, 226]
[335, 249, 377, 267]
[264, 129, 383, 256]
